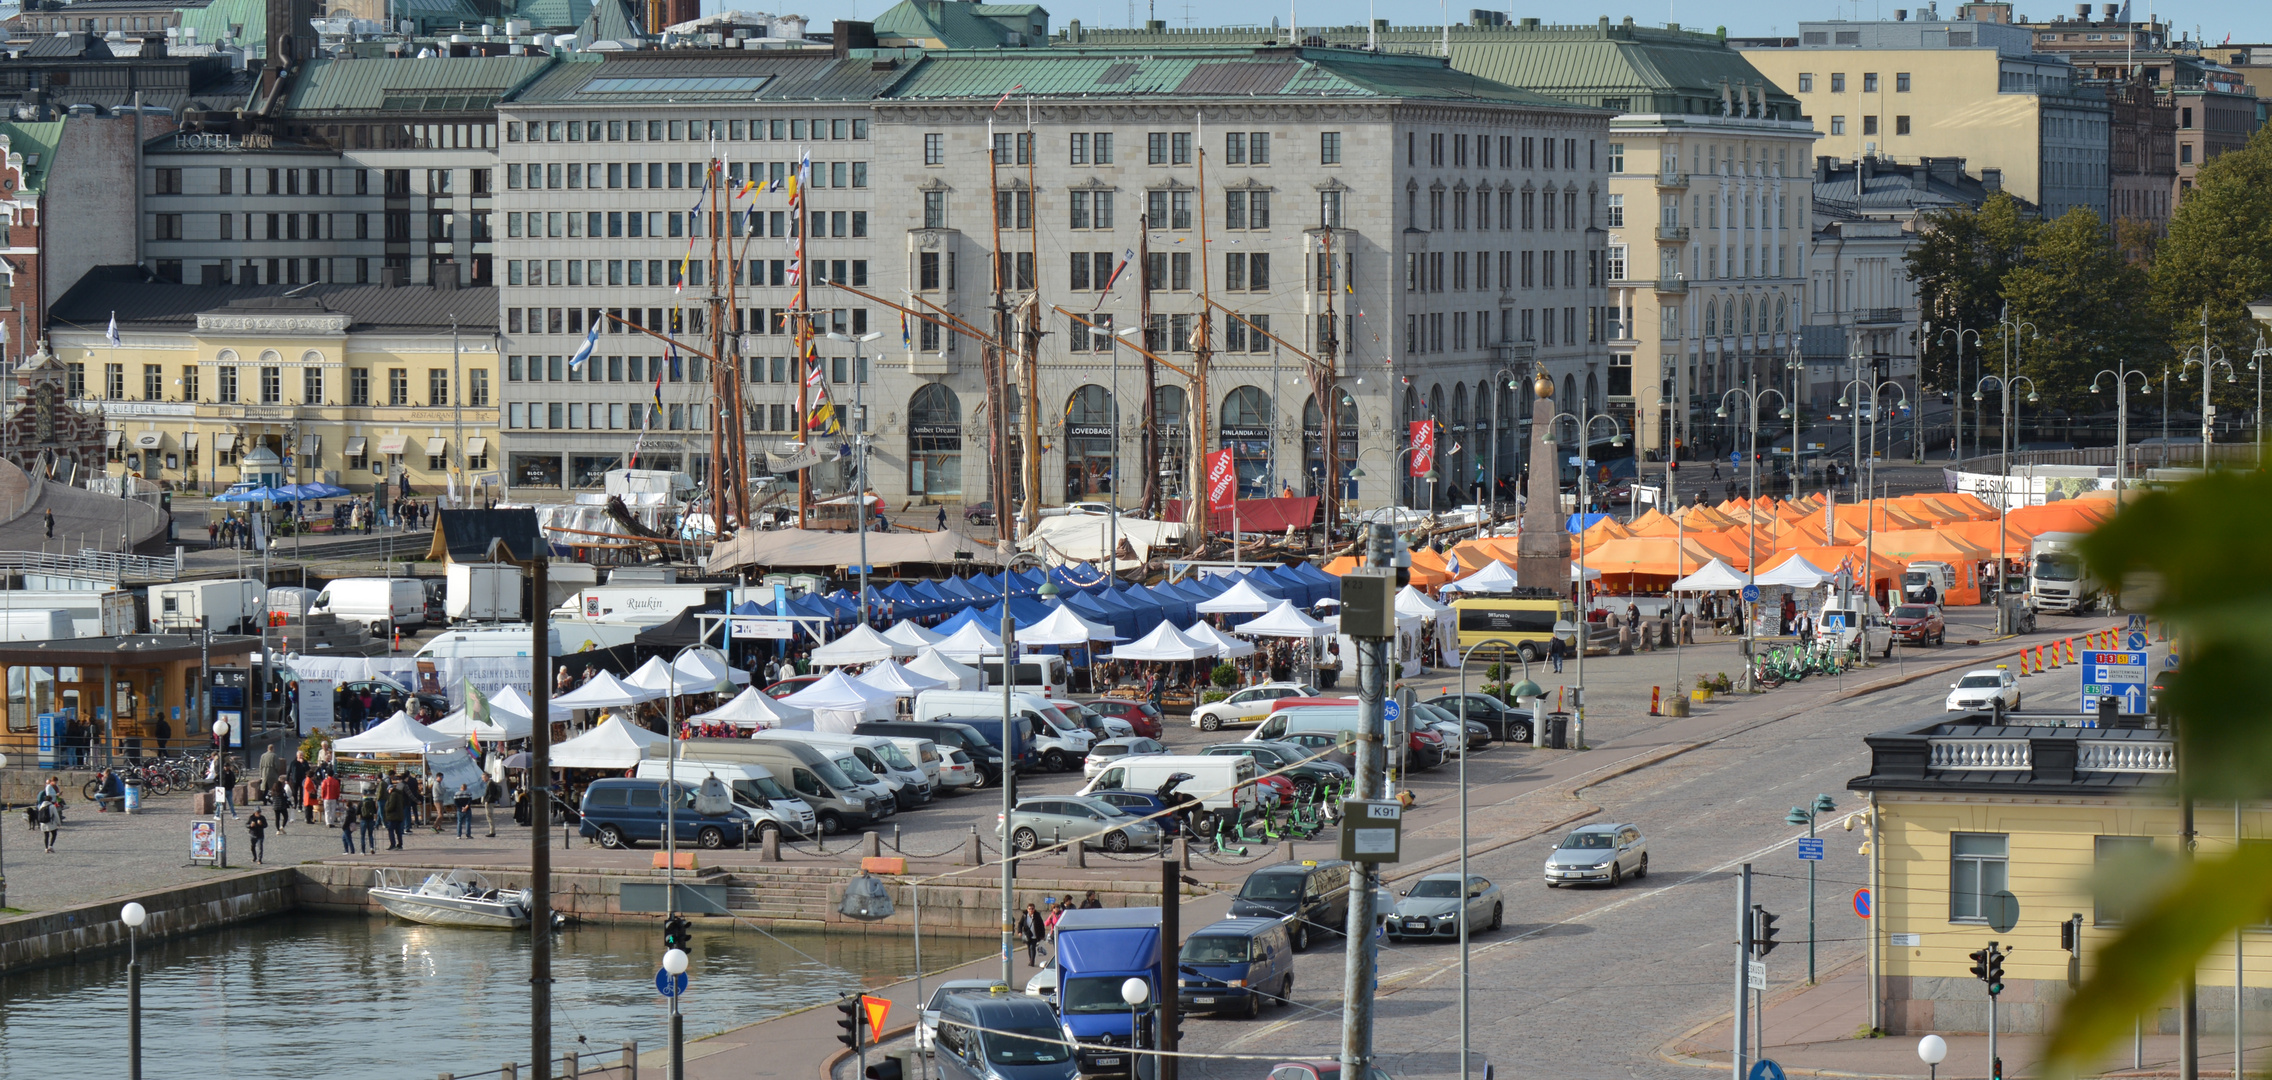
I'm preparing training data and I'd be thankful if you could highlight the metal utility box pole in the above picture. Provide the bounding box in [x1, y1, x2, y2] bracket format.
[1340, 526, 1396, 1080]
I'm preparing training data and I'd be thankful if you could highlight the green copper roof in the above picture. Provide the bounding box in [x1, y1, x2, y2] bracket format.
[281, 55, 565, 114]
[874, 0, 1048, 48]
[1054, 20, 1801, 117]
[880, 45, 1601, 108]
[0, 121, 64, 198]
[174, 0, 265, 56]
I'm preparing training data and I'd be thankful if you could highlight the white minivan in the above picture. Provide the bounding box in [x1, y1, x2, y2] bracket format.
[1076, 753, 1259, 814]
[314, 577, 429, 636]
[631, 758, 818, 839]
[754, 730, 935, 809]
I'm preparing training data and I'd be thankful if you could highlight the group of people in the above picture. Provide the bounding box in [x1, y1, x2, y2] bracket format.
[1014, 890, 1107, 967]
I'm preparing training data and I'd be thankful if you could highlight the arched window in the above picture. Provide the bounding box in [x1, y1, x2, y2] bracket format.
[1741, 297, 1753, 335]
[1154, 386, 1188, 501]
[907, 383, 962, 497]
[1704, 303, 1717, 337]
[1220, 386, 1271, 428]
[1775, 295, 1788, 332]
[1063, 385, 1115, 499]
[1220, 386, 1272, 497]
[1722, 300, 1736, 338]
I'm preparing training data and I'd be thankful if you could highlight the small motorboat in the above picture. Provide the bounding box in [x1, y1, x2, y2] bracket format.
[369, 869, 564, 930]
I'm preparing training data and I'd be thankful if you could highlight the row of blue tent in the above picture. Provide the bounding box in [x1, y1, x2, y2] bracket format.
[726, 560, 1342, 643]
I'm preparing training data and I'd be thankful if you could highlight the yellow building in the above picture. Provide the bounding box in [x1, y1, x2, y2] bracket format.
[1851, 712, 2266, 1035]
[48, 270, 500, 500]
[1740, 19, 2112, 222]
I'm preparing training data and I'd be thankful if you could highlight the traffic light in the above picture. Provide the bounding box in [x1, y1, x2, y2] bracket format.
[2060, 915, 2079, 954]
[1751, 906, 1780, 958]
[867, 1059, 904, 1080]
[835, 995, 863, 1050]
[1986, 945, 2006, 996]
[1968, 946, 1993, 983]
[662, 915, 691, 952]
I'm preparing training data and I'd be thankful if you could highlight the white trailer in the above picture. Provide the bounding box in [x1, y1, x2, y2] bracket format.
[446, 563, 523, 623]
[148, 579, 263, 634]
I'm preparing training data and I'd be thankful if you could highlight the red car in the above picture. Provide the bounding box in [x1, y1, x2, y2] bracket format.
[1889, 604, 1946, 646]
[1083, 698, 1164, 739]
[1406, 725, 1446, 770]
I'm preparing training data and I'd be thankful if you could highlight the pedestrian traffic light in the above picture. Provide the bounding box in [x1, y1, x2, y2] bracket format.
[1968, 946, 1993, 984]
[835, 995, 863, 1050]
[1751, 906, 1780, 958]
[662, 915, 691, 952]
[1986, 945, 2006, 996]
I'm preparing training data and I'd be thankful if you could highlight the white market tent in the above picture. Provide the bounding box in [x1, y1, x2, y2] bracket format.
[932, 621, 1006, 663]
[1395, 584, 1456, 668]
[548, 714, 672, 769]
[881, 620, 946, 650]
[1232, 599, 1333, 639]
[623, 655, 682, 694]
[1438, 561, 1522, 594]
[430, 699, 535, 742]
[908, 649, 982, 691]
[778, 668, 901, 731]
[809, 622, 917, 666]
[1106, 622, 1221, 662]
[1756, 553, 1834, 589]
[1670, 558, 1749, 593]
[690, 686, 815, 730]
[1020, 606, 1121, 646]
[553, 670, 666, 710]
[673, 648, 751, 689]
[1395, 584, 1449, 617]
[1182, 621, 1256, 658]
[1194, 579, 1284, 614]
[334, 710, 469, 754]
[856, 658, 948, 697]
[1573, 563, 1604, 582]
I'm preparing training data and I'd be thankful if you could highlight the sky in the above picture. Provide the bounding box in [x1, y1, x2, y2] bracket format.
[940, 0, 2272, 47]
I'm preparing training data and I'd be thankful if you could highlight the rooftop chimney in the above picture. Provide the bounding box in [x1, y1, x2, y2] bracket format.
[1895, 8, 1908, 19]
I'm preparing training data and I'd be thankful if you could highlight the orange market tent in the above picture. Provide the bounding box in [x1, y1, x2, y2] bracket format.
[1581, 536, 1710, 578]
[2006, 499, 2112, 535]
[1939, 518, 2036, 558]
[1783, 545, 1904, 597]
[1626, 509, 1681, 537]
[1869, 528, 1991, 563]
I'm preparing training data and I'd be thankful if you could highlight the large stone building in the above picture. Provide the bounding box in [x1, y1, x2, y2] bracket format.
[1738, 18, 2111, 223]
[1055, 17, 1812, 480]
[493, 43, 1612, 511]
[47, 269, 499, 498]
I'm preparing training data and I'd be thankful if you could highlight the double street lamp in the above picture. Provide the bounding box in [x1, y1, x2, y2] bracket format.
[2089, 364, 2158, 490]
[1835, 379, 1909, 618]
[1974, 373, 2037, 606]
[2177, 344, 2237, 462]
[1714, 381, 1787, 655]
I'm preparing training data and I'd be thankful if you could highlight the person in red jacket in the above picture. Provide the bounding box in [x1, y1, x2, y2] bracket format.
[319, 770, 343, 826]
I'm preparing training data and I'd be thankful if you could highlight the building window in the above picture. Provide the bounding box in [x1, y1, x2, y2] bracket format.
[1320, 190, 1343, 228]
[1797, 73, 1813, 92]
[1831, 117, 1846, 136]
[303, 367, 323, 404]
[1606, 194, 1624, 228]
[182, 365, 198, 401]
[2181, 143, 2193, 164]
[923, 191, 947, 229]
[924, 132, 944, 166]
[1896, 72, 1911, 92]
[1863, 73, 1878, 92]
[1950, 833, 2009, 923]
[1320, 132, 1342, 164]
[349, 368, 370, 406]
[1896, 115, 1912, 135]
[388, 368, 408, 406]
[143, 365, 162, 401]
[217, 366, 237, 404]
[1830, 73, 1846, 93]
[469, 369, 489, 407]
[1863, 116, 1879, 136]
[260, 366, 281, 404]
[429, 369, 449, 406]
[1606, 142, 1624, 173]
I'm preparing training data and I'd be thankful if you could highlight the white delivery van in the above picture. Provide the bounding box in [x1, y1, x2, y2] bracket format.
[447, 563, 524, 623]
[1902, 562, 1958, 602]
[149, 578, 264, 633]
[661, 738, 893, 835]
[914, 688, 1093, 771]
[631, 758, 817, 839]
[1077, 754, 1259, 813]
[974, 655, 1071, 697]
[414, 621, 646, 662]
[865, 733, 945, 785]
[551, 584, 721, 623]
[0, 609, 73, 642]
[314, 578, 428, 635]
[1816, 596, 1891, 657]
[754, 730, 934, 809]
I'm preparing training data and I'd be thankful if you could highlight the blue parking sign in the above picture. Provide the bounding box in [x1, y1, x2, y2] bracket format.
[2081, 650, 2150, 715]
[1797, 838, 1825, 861]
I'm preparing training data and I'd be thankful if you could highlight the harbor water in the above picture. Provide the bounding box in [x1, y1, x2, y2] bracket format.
[0, 911, 985, 1079]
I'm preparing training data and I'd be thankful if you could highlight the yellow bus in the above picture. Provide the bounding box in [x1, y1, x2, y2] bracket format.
[1451, 597, 1577, 659]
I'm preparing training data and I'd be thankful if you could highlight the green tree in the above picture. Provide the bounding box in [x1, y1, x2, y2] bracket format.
[1905, 193, 2040, 396]
[1998, 208, 2155, 415]
[2047, 471, 2272, 1071]
[2149, 125, 2272, 421]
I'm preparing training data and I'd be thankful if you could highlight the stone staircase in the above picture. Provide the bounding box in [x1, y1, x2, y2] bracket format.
[274, 611, 390, 657]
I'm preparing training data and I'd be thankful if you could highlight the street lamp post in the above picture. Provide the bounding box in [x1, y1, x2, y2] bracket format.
[1973, 374, 2037, 612]
[1714, 379, 1789, 663]
[2089, 365, 2157, 490]
[1542, 412, 1623, 748]
[1834, 379, 1909, 622]
[1122, 976, 1150, 1068]
[1784, 795, 1838, 984]
[123, 900, 147, 1080]
[1930, 320, 1984, 464]
[828, 331, 887, 623]
[1918, 1034, 1949, 1080]
[663, 946, 689, 1080]
[1457, 637, 1525, 1080]
[211, 716, 231, 868]
[2250, 332, 2270, 463]
[2177, 342, 2236, 469]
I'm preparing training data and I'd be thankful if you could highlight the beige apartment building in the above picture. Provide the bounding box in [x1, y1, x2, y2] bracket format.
[1741, 18, 2111, 222]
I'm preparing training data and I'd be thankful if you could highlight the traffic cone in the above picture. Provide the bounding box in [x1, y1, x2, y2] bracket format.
[2066, 639, 2077, 665]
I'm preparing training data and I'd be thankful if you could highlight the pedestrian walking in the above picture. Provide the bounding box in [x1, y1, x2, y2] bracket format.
[454, 784, 476, 839]
[358, 789, 380, 853]
[43, 508, 52, 539]
[36, 795, 58, 852]
[217, 760, 239, 818]
[269, 779, 290, 833]
[320, 769, 342, 827]
[339, 800, 360, 853]
[245, 809, 269, 863]
[382, 781, 408, 849]
[1546, 634, 1565, 674]
[1017, 904, 1046, 966]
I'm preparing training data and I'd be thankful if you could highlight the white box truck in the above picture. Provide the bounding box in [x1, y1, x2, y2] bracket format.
[2029, 532, 2102, 614]
[149, 579, 264, 633]
[0, 609, 73, 641]
[446, 564, 523, 623]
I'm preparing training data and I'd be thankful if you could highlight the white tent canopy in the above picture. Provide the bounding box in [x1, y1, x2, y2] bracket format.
[1106, 622, 1221, 662]
[881, 620, 946, 650]
[855, 658, 948, 697]
[430, 700, 535, 742]
[673, 648, 751, 689]
[623, 655, 681, 694]
[1438, 561, 1522, 594]
[1756, 553, 1834, 589]
[1573, 562, 1603, 582]
[1020, 605, 1121, 646]
[1194, 579, 1285, 614]
[1395, 584, 1449, 617]
[1670, 558, 1749, 592]
[907, 649, 982, 691]
[932, 621, 1006, 663]
[1020, 513, 1185, 566]
[548, 714, 671, 769]
[689, 686, 814, 730]
[809, 622, 916, 666]
[778, 668, 901, 731]
[1231, 599, 1333, 639]
[553, 670, 666, 710]
[1182, 621, 1256, 658]
[334, 710, 469, 754]
[492, 684, 569, 724]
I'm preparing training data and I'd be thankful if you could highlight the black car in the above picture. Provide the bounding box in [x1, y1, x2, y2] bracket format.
[1422, 693, 1535, 743]
[1201, 741, 1349, 799]
[1228, 860, 1352, 952]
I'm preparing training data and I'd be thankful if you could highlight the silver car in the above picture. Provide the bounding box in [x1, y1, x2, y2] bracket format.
[998, 795, 1164, 853]
[1083, 736, 1166, 779]
[1388, 873, 1503, 940]
[1543, 822, 1649, 887]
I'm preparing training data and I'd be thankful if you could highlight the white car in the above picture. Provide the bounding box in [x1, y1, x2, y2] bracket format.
[1083, 736, 1167, 779]
[937, 747, 981, 789]
[1190, 682, 1319, 731]
[1945, 667, 2022, 712]
[1039, 501, 1122, 518]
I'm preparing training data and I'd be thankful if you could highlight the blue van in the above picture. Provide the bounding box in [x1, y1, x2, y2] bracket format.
[1177, 916, 1296, 1019]
[578, 778, 755, 849]
[935, 992, 1078, 1080]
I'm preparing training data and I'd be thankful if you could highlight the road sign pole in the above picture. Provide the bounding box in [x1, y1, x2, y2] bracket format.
[1808, 817, 1818, 984]
[1735, 862, 1752, 1080]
